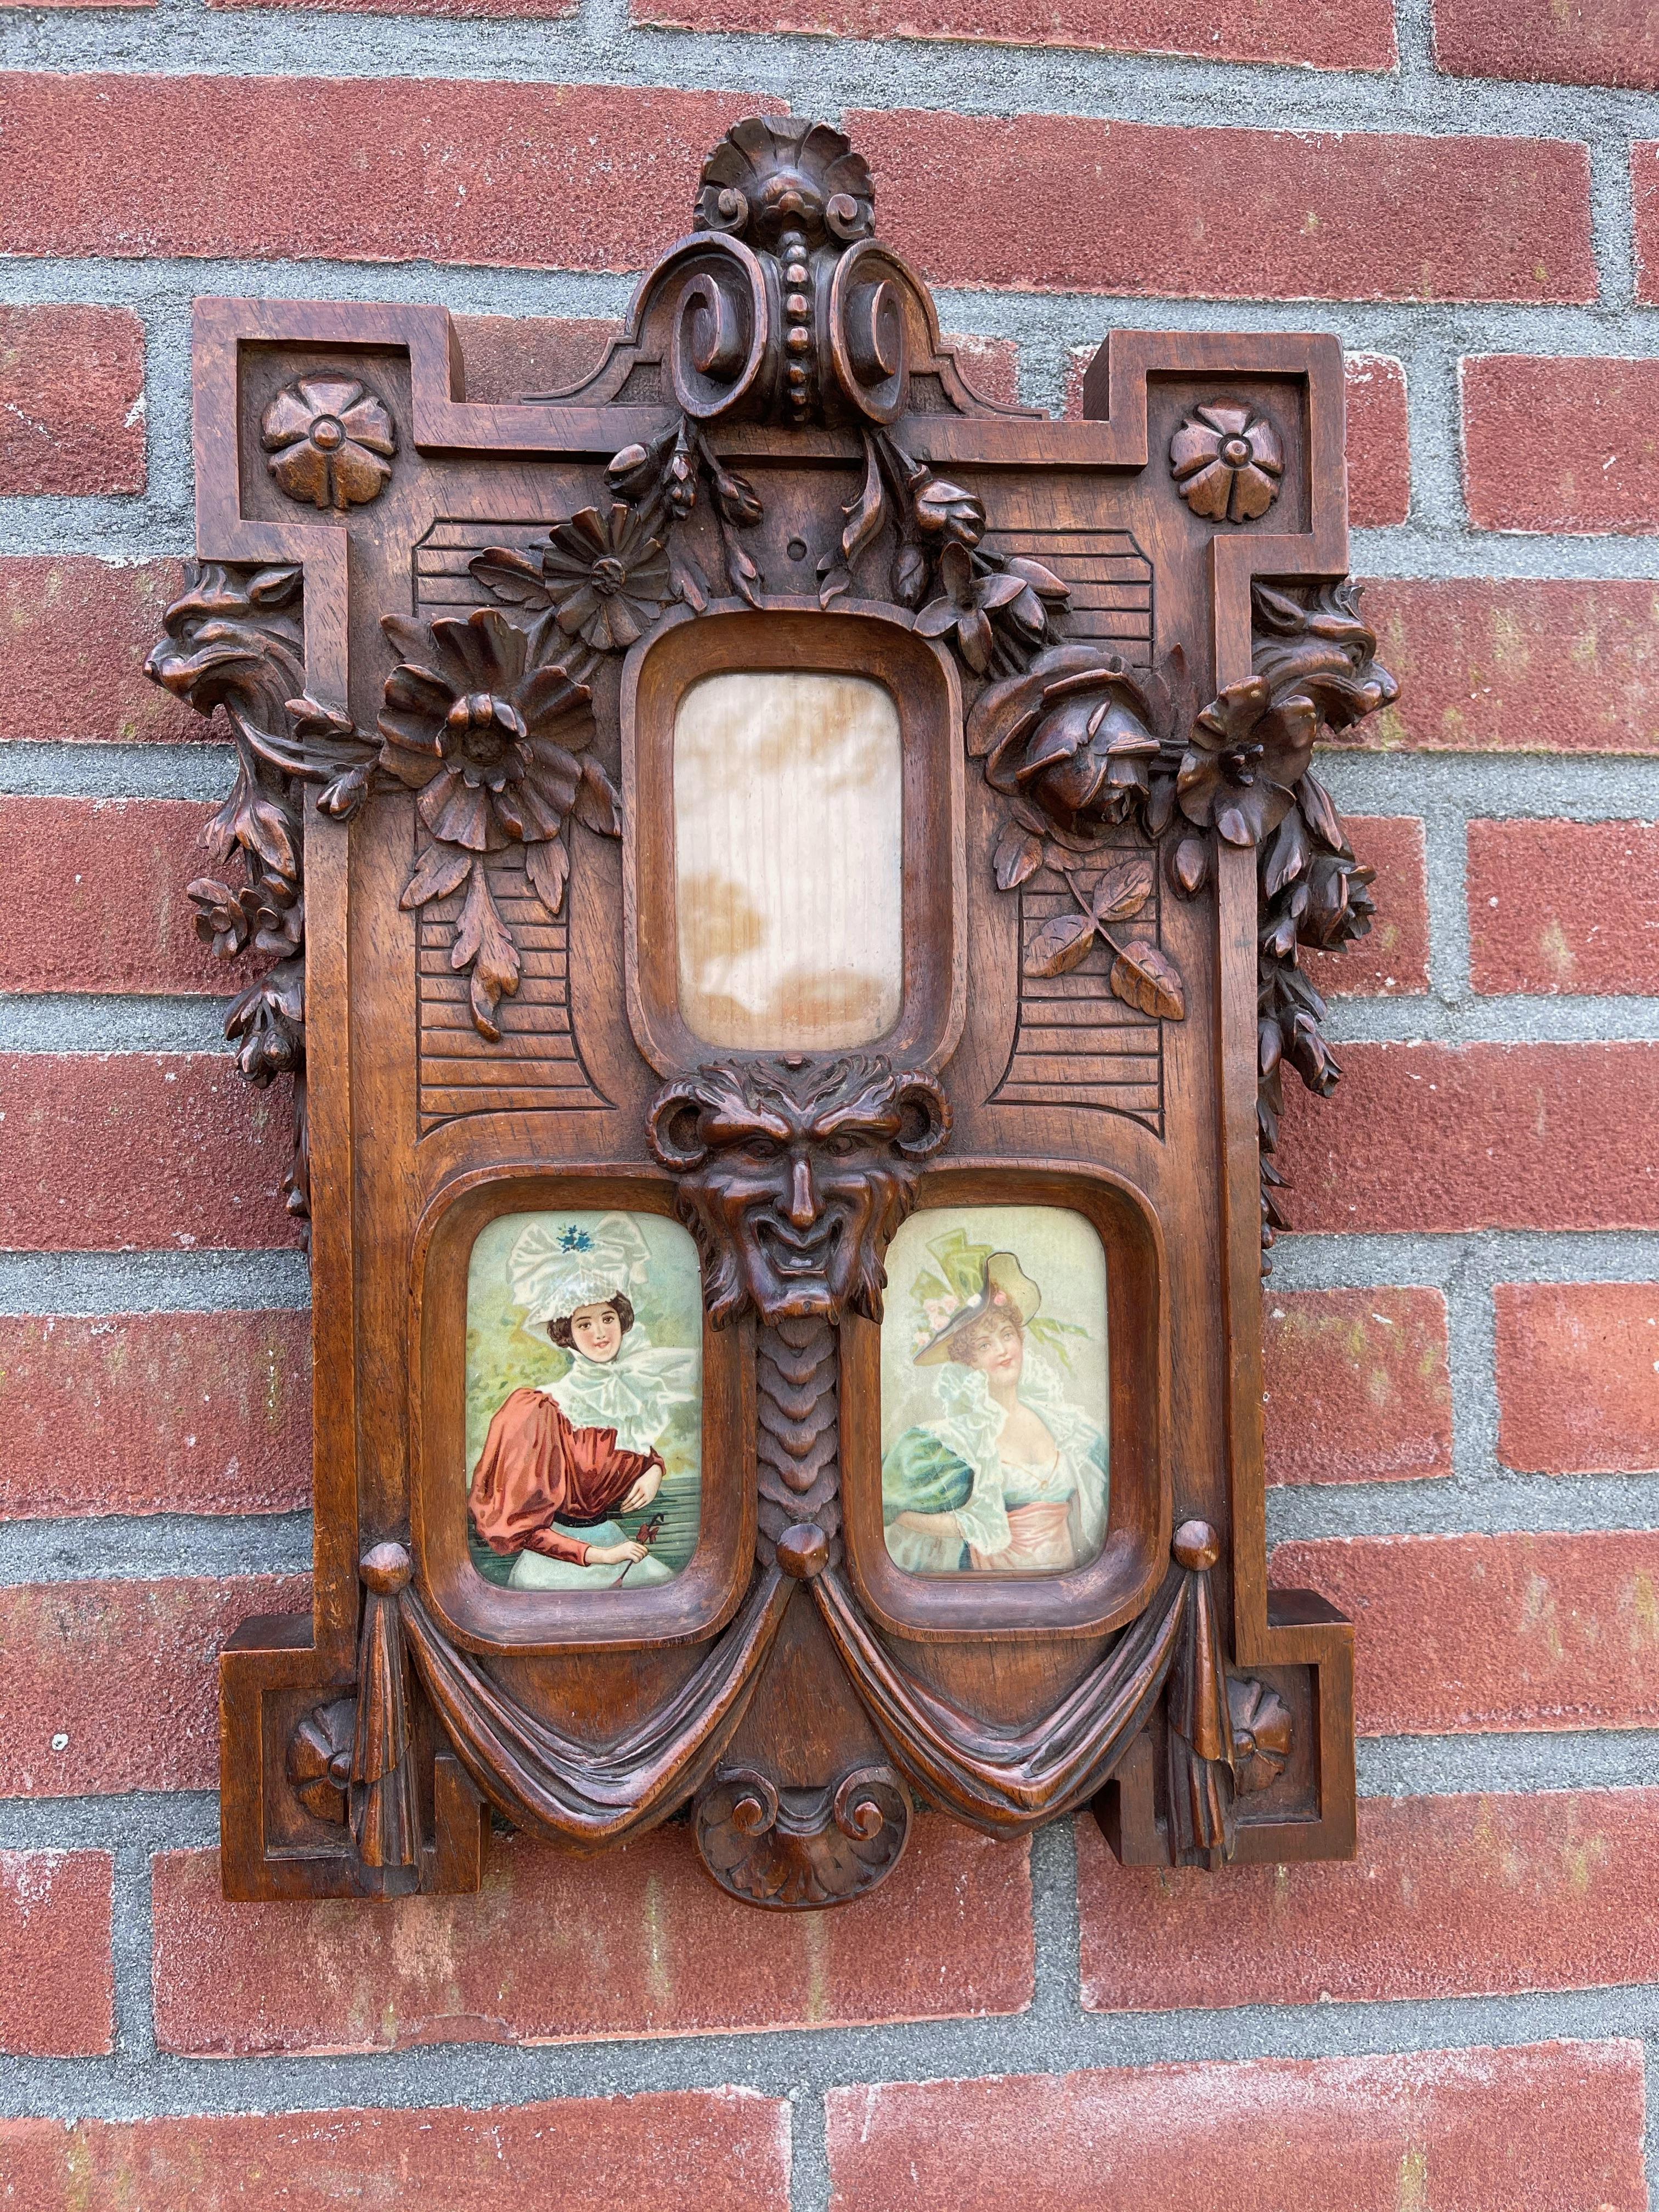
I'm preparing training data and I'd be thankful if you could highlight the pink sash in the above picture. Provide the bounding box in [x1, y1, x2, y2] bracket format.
[970, 1499, 1075, 1573]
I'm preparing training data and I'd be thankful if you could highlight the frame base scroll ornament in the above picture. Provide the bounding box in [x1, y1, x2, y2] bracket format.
[156, 111, 1392, 1913]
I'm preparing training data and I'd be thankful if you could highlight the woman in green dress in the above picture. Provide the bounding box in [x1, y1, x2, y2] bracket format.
[882, 1250, 1108, 1575]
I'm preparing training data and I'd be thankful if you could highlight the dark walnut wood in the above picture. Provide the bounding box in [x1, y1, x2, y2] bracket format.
[150, 110, 1391, 1909]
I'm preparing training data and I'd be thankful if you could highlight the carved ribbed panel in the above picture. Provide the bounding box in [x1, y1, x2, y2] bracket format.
[415, 520, 544, 611]
[981, 526, 1153, 663]
[415, 843, 608, 1130]
[991, 853, 1165, 1133]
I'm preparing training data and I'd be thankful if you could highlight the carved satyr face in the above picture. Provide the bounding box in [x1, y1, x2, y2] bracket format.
[647, 1055, 951, 1327]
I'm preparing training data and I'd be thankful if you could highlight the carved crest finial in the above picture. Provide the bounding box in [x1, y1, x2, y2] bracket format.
[694, 116, 875, 250]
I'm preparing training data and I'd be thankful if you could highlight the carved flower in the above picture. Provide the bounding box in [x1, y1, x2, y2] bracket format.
[1170, 403, 1283, 524]
[967, 645, 1163, 834]
[913, 479, 985, 549]
[377, 608, 613, 861]
[913, 541, 1032, 675]
[542, 504, 672, 651]
[1177, 676, 1318, 847]
[261, 376, 396, 512]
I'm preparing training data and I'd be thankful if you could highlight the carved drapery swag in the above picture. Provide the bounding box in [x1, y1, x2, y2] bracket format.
[156, 110, 1391, 1909]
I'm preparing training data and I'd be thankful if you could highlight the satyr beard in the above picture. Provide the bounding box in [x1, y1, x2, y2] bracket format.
[675, 1164, 918, 1328]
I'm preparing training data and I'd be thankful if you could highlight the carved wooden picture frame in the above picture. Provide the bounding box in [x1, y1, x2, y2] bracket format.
[148, 115, 1392, 1909]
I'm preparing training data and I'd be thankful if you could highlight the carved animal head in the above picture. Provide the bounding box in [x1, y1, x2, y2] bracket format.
[647, 1055, 951, 1327]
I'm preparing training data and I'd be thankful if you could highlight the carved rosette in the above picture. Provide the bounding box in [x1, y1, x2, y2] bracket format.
[694, 1763, 911, 1908]
[1170, 400, 1283, 523]
[262, 374, 397, 511]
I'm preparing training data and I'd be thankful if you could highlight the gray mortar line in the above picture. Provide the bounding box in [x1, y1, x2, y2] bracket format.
[3, 2, 1659, 144]
[0, 1249, 312, 1312]
[10, 1964, 1659, 2125]
[0, 1511, 314, 1587]
[0, 747, 236, 800]
[1265, 1471, 1659, 1542]
[0, 997, 236, 1054]
[1267, 1227, 1659, 1289]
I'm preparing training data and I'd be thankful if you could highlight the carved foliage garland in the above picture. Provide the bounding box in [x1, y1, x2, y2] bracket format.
[964, 579, 1396, 1265]
[143, 562, 379, 1221]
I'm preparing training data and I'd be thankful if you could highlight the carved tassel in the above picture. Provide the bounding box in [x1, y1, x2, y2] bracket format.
[1165, 1519, 1236, 1869]
[350, 1542, 421, 1887]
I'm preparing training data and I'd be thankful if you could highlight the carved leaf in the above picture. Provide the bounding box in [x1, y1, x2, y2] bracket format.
[1110, 940, 1186, 1020]
[452, 864, 521, 1041]
[1076, 855, 1154, 926]
[1025, 911, 1097, 978]
[993, 816, 1044, 891]
[841, 435, 885, 567]
[1170, 834, 1211, 896]
[400, 841, 473, 912]
[573, 758, 622, 837]
[1297, 768, 1351, 856]
[524, 834, 568, 916]
[893, 541, 930, 609]
[670, 551, 709, 613]
[469, 548, 554, 608]
[1263, 806, 1310, 897]
[819, 565, 853, 609]
[724, 531, 762, 608]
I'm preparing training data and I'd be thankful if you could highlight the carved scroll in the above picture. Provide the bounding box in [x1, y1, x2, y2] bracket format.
[695, 1762, 910, 1908]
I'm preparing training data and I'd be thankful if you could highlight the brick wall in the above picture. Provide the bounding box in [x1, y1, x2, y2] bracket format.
[3, 2, 1659, 2204]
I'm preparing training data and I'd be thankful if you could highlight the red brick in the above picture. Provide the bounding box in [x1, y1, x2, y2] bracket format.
[1494, 1282, 1659, 1475]
[1269, 1530, 1659, 1733]
[1352, 577, 1659, 753]
[0, 557, 198, 745]
[0, 798, 228, 994]
[0, 306, 144, 495]
[1277, 1041, 1659, 1233]
[1263, 1288, 1452, 1487]
[0, 1850, 114, 2056]
[943, 332, 1021, 408]
[0, 1573, 308, 1797]
[10, 560, 184, 738]
[1305, 814, 1429, 995]
[1440, 0, 1659, 90]
[1462, 356, 1659, 533]
[1080, 1789, 1659, 2008]
[0, 2091, 791, 2212]
[0, 79, 773, 267]
[153, 1819, 1030, 2055]
[850, 110, 1594, 302]
[0, 1311, 311, 1520]
[0, 1054, 301, 1251]
[1345, 352, 1411, 526]
[825, 2040, 1646, 2212]
[1635, 145, 1659, 302]
[1469, 819, 1659, 995]
[636, 0, 1393, 69]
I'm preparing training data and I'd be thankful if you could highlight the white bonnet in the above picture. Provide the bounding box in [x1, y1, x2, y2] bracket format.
[508, 1211, 652, 1329]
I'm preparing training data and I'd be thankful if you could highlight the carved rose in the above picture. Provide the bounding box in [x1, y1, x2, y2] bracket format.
[968, 645, 1164, 835]
[377, 608, 613, 866]
[1170, 402, 1283, 524]
[261, 376, 396, 512]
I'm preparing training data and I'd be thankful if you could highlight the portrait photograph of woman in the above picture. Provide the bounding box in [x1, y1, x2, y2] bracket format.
[880, 1206, 1110, 1577]
[462, 1210, 704, 1592]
